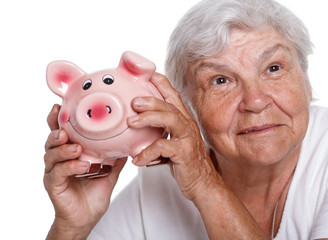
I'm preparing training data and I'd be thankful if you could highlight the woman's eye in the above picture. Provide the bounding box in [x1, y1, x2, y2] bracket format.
[267, 65, 281, 73]
[212, 76, 229, 85]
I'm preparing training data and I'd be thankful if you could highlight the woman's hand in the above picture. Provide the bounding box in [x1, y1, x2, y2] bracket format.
[127, 73, 220, 201]
[44, 104, 127, 239]
[127, 74, 269, 240]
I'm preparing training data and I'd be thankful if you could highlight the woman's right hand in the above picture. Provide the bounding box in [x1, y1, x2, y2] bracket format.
[44, 104, 127, 240]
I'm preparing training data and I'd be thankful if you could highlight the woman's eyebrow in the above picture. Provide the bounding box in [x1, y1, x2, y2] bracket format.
[258, 43, 292, 64]
[193, 62, 233, 81]
[194, 62, 232, 76]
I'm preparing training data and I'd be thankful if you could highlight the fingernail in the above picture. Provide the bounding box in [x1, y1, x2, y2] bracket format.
[132, 156, 138, 164]
[133, 97, 145, 107]
[69, 144, 80, 153]
[55, 130, 62, 139]
[151, 73, 161, 82]
[79, 160, 90, 168]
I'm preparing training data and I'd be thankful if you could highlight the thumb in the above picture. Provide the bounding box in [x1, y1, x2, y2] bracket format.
[47, 104, 61, 131]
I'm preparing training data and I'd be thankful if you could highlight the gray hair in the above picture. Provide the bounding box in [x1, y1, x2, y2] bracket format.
[165, 0, 313, 99]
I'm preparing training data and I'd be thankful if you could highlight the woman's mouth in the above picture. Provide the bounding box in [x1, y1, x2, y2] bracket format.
[238, 124, 282, 135]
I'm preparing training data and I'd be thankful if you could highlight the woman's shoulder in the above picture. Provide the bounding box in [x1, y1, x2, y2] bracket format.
[300, 105, 328, 171]
[309, 105, 328, 134]
[291, 104, 328, 205]
[304, 105, 328, 152]
[292, 104, 328, 203]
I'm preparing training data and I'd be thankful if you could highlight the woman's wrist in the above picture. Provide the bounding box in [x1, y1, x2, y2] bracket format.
[187, 154, 225, 205]
[191, 170, 225, 210]
[46, 218, 93, 240]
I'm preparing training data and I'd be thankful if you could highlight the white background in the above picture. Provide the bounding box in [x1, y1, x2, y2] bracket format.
[0, 0, 327, 239]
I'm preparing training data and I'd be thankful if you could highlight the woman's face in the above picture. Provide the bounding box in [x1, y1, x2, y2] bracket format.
[185, 27, 312, 167]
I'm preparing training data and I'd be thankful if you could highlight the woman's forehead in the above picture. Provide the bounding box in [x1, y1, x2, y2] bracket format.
[189, 28, 297, 72]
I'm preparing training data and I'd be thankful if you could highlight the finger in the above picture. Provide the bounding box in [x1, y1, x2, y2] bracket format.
[150, 73, 190, 118]
[45, 160, 90, 190]
[45, 129, 68, 151]
[131, 95, 178, 113]
[127, 109, 190, 138]
[47, 104, 61, 131]
[132, 138, 179, 167]
[44, 143, 82, 173]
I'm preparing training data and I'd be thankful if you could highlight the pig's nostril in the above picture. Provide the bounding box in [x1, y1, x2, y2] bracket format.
[87, 109, 92, 118]
[106, 106, 111, 114]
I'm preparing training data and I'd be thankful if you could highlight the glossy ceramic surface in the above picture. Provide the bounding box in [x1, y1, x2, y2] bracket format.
[47, 51, 164, 177]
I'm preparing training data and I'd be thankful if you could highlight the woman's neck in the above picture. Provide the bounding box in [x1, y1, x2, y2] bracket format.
[211, 144, 301, 236]
[213, 144, 300, 198]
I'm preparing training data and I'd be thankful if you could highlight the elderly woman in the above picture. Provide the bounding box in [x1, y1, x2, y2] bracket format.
[44, 0, 328, 239]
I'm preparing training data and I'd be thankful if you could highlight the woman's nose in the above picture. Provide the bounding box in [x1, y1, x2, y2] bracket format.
[238, 82, 272, 113]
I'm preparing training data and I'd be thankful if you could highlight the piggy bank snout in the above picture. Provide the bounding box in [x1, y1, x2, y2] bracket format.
[74, 93, 125, 135]
[86, 104, 112, 120]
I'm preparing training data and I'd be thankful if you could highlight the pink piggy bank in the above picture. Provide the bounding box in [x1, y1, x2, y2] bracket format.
[47, 51, 164, 178]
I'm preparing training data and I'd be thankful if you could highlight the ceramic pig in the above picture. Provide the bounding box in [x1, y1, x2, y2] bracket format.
[46, 51, 164, 178]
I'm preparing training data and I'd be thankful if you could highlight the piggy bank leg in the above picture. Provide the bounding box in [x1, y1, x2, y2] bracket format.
[86, 158, 119, 178]
[84, 164, 112, 178]
[75, 155, 112, 178]
[75, 163, 112, 178]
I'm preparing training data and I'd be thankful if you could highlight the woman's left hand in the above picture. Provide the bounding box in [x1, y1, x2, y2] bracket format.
[127, 73, 219, 201]
[127, 73, 272, 240]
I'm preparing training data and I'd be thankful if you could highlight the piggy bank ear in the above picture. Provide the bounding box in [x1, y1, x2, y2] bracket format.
[46, 61, 86, 97]
[119, 51, 156, 80]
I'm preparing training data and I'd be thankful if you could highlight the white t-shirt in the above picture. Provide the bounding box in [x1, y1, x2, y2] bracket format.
[88, 105, 328, 240]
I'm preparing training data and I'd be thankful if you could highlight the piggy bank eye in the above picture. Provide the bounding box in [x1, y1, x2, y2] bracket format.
[82, 79, 92, 90]
[103, 75, 114, 85]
